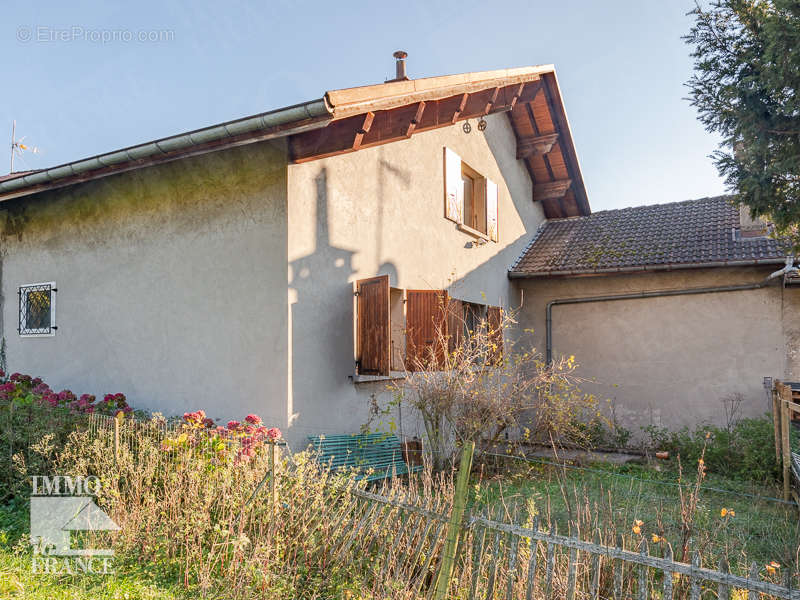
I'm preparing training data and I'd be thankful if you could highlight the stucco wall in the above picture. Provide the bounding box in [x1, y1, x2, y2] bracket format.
[286, 113, 543, 443]
[515, 267, 800, 435]
[1, 140, 290, 427]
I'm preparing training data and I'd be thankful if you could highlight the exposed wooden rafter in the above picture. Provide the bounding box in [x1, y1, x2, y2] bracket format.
[483, 87, 500, 115]
[534, 179, 572, 201]
[353, 112, 375, 150]
[516, 133, 559, 159]
[290, 82, 541, 163]
[405, 102, 426, 138]
[451, 93, 469, 124]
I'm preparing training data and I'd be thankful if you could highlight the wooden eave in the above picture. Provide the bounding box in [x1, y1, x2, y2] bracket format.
[289, 66, 590, 218]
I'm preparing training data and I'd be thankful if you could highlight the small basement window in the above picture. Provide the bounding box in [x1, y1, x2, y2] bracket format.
[19, 282, 56, 337]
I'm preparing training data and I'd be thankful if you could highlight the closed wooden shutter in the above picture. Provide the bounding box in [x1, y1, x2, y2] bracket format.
[446, 298, 463, 355]
[487, 305, 503, 365]
[444, 147, 463, 223]
[406, 290, 448, 371]
[357, 275, 390, 376]
[486, 179, 498, 242]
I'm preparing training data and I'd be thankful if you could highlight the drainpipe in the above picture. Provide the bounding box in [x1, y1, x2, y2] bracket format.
[545, 257, 797, 364]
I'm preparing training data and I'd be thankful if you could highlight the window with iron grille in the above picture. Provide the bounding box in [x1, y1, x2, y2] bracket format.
[19, 282, 56, 336]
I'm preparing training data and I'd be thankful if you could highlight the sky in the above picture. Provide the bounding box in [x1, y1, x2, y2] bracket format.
[1, 1, 727, 212]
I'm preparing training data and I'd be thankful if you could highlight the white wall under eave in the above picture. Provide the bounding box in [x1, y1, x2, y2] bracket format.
[286, 113, 545, 446]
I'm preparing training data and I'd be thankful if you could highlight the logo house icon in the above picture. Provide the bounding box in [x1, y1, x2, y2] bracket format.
[30, 493, 119, 556]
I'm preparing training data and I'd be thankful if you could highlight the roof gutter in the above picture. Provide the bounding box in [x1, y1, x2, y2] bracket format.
[545, 257, 797, 364]
[0, 98, 332, 201]
[509, 257, 789, 279]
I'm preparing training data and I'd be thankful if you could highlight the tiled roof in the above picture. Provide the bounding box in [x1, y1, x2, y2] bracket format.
[510, 196, 789, 277]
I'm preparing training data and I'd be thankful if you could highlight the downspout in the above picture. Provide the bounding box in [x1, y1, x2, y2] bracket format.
[545, 257, 797, 364]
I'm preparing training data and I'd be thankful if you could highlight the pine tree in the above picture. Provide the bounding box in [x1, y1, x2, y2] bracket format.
[686, 0, 800, 246]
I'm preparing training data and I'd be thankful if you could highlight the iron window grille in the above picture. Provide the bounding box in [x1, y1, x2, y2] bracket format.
[19, 282, 56, 336]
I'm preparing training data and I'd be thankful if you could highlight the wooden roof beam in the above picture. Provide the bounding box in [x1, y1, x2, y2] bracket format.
[534, 179, 572, 202]
[353, 112, 375, 150]
[516, 133, 559, 159]
[483, 87, 500, 115]
[451, 93, 469, 124]
[405, 102, 426, 138]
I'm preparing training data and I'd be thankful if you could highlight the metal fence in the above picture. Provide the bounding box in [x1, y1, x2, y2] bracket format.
[350, 484, 799, 600]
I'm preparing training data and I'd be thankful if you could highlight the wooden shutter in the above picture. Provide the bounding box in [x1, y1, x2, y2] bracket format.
[406, 290, 448, 371]
[356, 275, 390, 376]
[444, 148, 463, 223]
[486, 179, 498, 242]
[446, 298, 464, 355]
[487, 305, 503, 365]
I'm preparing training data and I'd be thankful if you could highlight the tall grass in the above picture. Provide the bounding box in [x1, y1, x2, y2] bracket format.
[47, 419, 455, 599]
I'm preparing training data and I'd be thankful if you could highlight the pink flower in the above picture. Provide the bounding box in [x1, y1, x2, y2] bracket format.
[244, 414, 262, 426]
[227, 421, 241, 431]
[266, 427, 282, 440]
[202, 418, 215, 428]
[182, 410, 207, 425]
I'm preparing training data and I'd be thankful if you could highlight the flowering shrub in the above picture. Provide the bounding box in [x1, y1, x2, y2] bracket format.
[0, 370, 131, 416]
[161, 409, 282, 466]
[0, 370, 134, 500]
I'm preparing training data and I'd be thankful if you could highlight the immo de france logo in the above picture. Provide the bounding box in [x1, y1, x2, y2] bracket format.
[30, 476, 119, 574]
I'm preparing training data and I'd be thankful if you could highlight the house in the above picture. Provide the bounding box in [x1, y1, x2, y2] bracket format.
[511, 197, 800, 433]
[0, 57, 589, 446]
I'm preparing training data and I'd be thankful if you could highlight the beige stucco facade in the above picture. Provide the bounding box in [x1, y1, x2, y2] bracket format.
[1, 140, 291, 429]
[286, 112, 543, 443]
[516, 267, 800, 435]
[0, 112, 545, 447]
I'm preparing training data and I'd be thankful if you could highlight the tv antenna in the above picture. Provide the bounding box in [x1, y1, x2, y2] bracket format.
[10, 120, 39, 173]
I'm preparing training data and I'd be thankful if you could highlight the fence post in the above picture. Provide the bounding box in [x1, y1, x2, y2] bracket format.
[773, 384, 782, 463]
[269, 440, 276, 518]
[780, 384, 792, 502]
[432, 440, 475, 600]
[114, 410, 124, 463]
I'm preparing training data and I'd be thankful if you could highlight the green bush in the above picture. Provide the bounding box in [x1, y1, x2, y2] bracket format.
[642, 415, 780, 482]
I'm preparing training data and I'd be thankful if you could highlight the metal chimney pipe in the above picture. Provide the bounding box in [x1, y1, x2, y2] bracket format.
[393, 51, 408, 80]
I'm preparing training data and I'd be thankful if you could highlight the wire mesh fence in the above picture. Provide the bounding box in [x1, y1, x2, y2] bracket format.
[4, 403, 799, 598]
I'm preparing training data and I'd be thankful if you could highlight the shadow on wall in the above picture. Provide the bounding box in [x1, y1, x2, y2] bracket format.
[287, 120, 549, 441]
[288, 166, 401, 442]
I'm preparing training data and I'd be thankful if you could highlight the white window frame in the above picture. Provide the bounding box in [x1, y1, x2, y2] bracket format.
[19, 281, 57, 338]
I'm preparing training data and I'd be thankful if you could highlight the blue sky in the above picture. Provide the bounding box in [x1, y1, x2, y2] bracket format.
[1, 1, 726, 212]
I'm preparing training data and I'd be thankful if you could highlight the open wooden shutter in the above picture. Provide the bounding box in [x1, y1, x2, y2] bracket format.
[444, 148, 463, 223]
[406, 290, 448, 371]
[446, 298, 463, 355]
[487, 305, 503, 365]
[486, 179, 498, 242]
[356, 275, 390, 376]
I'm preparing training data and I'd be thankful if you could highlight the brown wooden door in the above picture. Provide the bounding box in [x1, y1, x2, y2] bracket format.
[357, 275, 390, 376]
[406, 290, 448, 371]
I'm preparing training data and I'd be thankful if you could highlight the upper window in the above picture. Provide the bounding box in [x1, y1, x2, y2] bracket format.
[461, 163, 486, 235]
[444, 147, 498, 242]
[19, 282, 56, 337]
